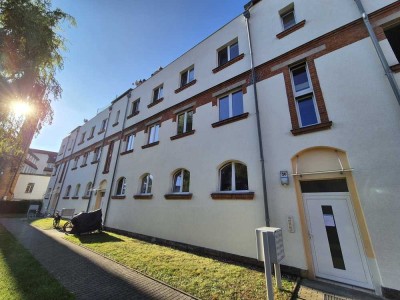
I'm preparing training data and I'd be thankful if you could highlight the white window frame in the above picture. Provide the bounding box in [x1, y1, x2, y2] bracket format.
[218, 89, 244, 121]
[73, 156, 79, 168]
[289, 63, 320, 127]
[281, 9, 296, 30]
[131, 99, 140, 114]
[115, 177, 126, 196]
[140, 174, 153, 194]
[172, 169, 190, 193]
[85, 182, 92, 197]
[148, 124, 160, 144]
[82, 152, 88, 165]
[74, 184, 80, 197]
[125, 134, 135, 151]
[177, 110, 193, 134]
[89, 126, 95, 137]
[80, 132, 86, 143]
[153, 85, 163, 102]
[114, 110, 120, 124]
[219, 162, 249, 192]
[218, 40, 239, 66]
[65, 185, 71, 197]
[100, 119, 107, 131]
[180, 66, 195, 87]
[93, 147, 101, 162]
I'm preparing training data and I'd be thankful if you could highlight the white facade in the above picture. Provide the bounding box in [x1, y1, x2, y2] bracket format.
[45, 0, 400, 296]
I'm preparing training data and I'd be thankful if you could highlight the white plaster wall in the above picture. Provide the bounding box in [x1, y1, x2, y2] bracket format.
[257, 38, 400, 289]
[14, 174, 50, 200]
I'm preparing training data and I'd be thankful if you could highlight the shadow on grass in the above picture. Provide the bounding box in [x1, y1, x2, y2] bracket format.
[73, 231, 124, 244]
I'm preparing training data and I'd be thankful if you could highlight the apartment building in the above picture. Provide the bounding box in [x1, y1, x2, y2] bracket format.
[44, 0, 400, 297]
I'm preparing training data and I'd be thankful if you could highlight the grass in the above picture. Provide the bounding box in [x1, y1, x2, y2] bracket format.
[0, 223, 74, 300]
[32, 218, 296, 300]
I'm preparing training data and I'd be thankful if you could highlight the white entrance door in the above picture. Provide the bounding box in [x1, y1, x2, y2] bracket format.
[303, 193, 373, 288]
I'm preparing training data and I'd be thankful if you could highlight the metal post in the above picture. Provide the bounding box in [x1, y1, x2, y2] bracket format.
[274, 263, 282, 290]
[262, 231, 274, 300]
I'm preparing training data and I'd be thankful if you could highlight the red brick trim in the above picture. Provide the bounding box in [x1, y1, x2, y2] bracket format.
[211, 112, 249, 128]
[98, 130, 105, 135]
[71, 167, 77, 171]
[141, 141, 159, 149]
[211, 192, 254, 200]
[164, 193, 192, 200]
[276, 20, 306, 39]
[133, 194, 153, 200]
[112, 122, 119, 127]
[170, 130, 195, 140]
[62, 196, 70, 199]
[43, 167, 53, 172]
[120, 149, 134, 156]
[291, 121, 333, 136]
[111, 195, 126, 200]
[175, 79, 197, 94]
[390, 63, 400, 73]
[87, 136, 94, 141]
[80, 164, 87, 168]
[307, 59, 330, 123]
[82, 196, 90, 199]
[212, 53, 245, 74]
[71, 196, 79, 199]
[127, 111, 139, 119]
[147, 97, 164, 108]
[91, 160, 99, 165]
[102, 170, 109, 174]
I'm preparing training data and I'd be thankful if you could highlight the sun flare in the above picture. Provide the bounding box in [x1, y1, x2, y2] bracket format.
[10, 101, 32, 118]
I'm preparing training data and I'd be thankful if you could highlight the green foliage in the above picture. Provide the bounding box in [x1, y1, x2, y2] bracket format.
[0, 0, 75, 157]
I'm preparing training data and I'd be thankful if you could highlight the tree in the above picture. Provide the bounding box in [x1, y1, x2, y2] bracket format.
[0, 0, 75, 157]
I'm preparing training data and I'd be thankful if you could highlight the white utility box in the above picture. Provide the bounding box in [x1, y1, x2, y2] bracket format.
[256, 227, 285, 263]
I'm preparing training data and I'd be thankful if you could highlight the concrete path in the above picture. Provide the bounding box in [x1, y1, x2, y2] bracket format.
[0, 218, 196, 300]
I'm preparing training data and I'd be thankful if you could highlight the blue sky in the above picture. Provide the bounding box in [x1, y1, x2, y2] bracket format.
[30, 0, 246, 151]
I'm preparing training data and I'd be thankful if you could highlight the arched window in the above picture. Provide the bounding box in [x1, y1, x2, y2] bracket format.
[85, 182, 92, 197]
[173, 169, 190, 193]
[219, 162, 248, 191]
[74, 184, 81, 197]
[140, 174, 153, 194]
[65, 185, 71, 197]
[115, 177, 126, 196]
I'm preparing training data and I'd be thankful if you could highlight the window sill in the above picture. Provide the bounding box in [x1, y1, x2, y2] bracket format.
[211, 112, 249, 128]
[147, 97, 164, 108]
[91, 160, 99, 165]
[71, 167, 77, 171]
[77, 141, 84, 146]
[175, 79, 197, 94]
[291, 121, 333, 136]
[142, 141, 159, 149]
[170, 130, 195, 141]
[120, 149, 134, 156]
[390, 64, 400, 73]
[87, 136, 94, 141]
[98, 130, 105, 135]
[80, 164, 87, 168]
[212, 53, 244, 74]
[111, 195, 126, 200]
[71, 197, 79, 200]
[211, 192, 254, 200]
[82, 196, 90, 199]
[102, 170, 109, 174]
[164, 193, 192, 200]
[112, 122, 119, 127]
[276, 20, 306, 39]
[62, 197, 70, 200]
[127, 111, 139, 119]
[133, 194, 153, 200]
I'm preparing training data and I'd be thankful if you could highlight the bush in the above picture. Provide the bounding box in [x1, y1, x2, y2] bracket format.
[0, 200, 42, 214]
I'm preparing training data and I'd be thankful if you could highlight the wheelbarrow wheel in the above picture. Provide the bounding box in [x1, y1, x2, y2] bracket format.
[63, 221, 73, 233]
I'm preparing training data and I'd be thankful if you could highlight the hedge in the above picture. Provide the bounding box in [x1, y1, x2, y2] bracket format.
[0, 200, 42, 214]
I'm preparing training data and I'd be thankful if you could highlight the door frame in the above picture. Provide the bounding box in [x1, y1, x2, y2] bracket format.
[303, 192, 373, 288]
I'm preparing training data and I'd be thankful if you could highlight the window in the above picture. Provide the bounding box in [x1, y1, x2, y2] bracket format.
[218, 41, 239, 66]
[64, 185, 71, 197]
[44, 188, 51, 199]
[72, 156, 79, 169]
[125, 134, 135, 151]
[219, 90, 243, 121]
[25, 183, 35, 193]
[114, 110, 120, 125]
[153, 85, 163, 102]
[131, 99, 140, 115]
[103, 141, 114, 173]
[281, 8, 296, 30]
[140, 174, 153, 194]
[290, 63, 319, 127]
[148, 124, 160, 144]
[93, 147, 101, 162]
[219, 162, 248, 192]
[81, 153, 88, 166]
[177, 110, 193, 134]
[100, 119, 107, 132]
[89, 126, 95, 138]
[74, 184, 81, 197]
[79, 132, 86, 144]
[180, 67, 195, 87]
[384, 24, 400, 62]
[172, 169, 190, 193]
[115, 177, 126, 196]
[85, 182, 92, 197]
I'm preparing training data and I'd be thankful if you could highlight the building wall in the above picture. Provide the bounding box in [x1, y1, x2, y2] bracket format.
[13, 174, 51, 200]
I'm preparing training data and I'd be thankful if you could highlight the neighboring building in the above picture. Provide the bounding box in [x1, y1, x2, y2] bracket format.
[44, 0, 400, 297]
[13, 149, 57, 201]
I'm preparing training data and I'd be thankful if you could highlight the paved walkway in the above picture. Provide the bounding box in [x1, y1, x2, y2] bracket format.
[0, 217, 384, 300]
[0, 218, 196, 300]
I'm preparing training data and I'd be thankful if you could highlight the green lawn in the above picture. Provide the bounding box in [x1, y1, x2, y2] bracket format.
[0, 223, 74, 300]
[32, 218, 296, 300]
